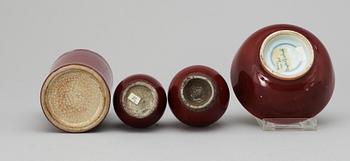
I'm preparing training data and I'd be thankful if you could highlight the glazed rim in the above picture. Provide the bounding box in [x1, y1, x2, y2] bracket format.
[180, 75, 215, 111]
[121, 81, 159, 119]
[40, 65, 110, 132]
[259, 30, 314, 80]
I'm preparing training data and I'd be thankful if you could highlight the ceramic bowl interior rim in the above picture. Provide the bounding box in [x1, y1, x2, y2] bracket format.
[259, 30, 314, 80]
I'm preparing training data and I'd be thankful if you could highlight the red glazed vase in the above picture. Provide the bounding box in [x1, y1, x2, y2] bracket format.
[113, 74, 167, 128]
[40, 49, 112, 132]
[168, 65, 230, 127]
[231, 24, 335, 123]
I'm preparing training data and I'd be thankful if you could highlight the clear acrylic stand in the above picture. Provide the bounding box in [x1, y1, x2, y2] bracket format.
[256, 117, 317, 131]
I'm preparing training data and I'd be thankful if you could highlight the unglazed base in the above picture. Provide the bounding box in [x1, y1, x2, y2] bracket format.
[121, 82, 158, 119]
[180, 75, 215, 111]
[40, 65, 110, 132]
[114, 74, 166, 128]
[168, 65, 230, 127]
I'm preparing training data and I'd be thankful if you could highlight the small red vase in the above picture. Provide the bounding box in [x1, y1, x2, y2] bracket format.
[40, 49, 113, 132]
[113, 74, 167, 128]
[231, 24, 335, 124]
[168, 65, 230, 127]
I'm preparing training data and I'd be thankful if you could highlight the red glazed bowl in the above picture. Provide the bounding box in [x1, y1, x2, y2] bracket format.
[40, 49, 112, 132]
[168, 65, 230, 127]
[113, 74, 167, 128]
[231, 24, 335, 123]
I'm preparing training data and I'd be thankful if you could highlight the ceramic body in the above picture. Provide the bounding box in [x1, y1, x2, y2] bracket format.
[113, 74, 167, 128]
[231, 24, 335, 123]
[40, 49, 112, 132]
[168, 65, 230, 127]
[51, 49, 113, 87]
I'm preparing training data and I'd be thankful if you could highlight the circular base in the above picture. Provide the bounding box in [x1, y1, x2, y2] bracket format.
[40, 65, 110, 132]
[180, 75, 215, 111]
[260, 30, 314, 80]
[121, 82, 158, 119]
[168, 65, 230, 127]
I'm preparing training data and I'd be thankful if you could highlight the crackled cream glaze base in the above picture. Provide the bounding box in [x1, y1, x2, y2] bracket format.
[41, 65, 110, 132]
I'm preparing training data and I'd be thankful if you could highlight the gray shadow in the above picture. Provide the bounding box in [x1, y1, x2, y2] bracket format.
[37, 109, 340, 133]
[35, 113, 256, 133]
[163, 120, 227, 132]
[34, 115, 66, 133]
[91, 118, 227, 133]
[91, 120, 165, 133]
[317, 115, 338, 130]
[226, 114, 257, 127]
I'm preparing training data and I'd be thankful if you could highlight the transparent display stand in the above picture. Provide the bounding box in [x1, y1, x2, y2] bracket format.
[256, 117, 317, 131]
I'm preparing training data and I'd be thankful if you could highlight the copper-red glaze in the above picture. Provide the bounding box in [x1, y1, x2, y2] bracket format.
[40, 49, 113, 132]
[231, 24, 335, 123]
[168, 65, 230, 127]
[113, 74, 167, 128]
[51, 49, 113, 88]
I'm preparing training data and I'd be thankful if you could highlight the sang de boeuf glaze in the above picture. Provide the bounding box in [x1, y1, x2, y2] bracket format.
[113, 74, 167, 128]
[168, 65, 230, 127]
[231, 24, 335, 123]
[40, 49, 113, 132]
